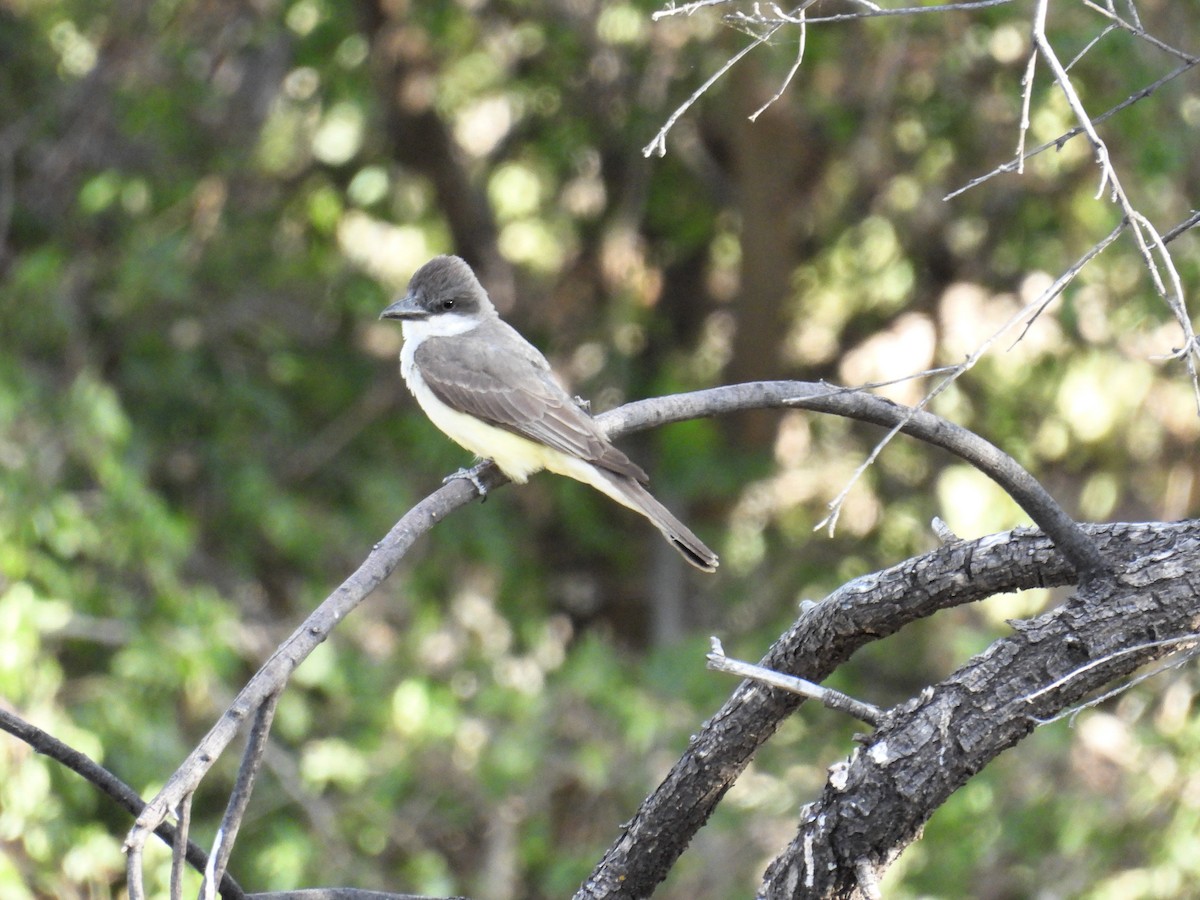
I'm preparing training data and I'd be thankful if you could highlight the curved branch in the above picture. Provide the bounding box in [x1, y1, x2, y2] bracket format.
[600, 381, 1108, 578]
[125, 380, 1102, 877]
[760, 526, 1200, 898]
[574, 521, 1195, 900]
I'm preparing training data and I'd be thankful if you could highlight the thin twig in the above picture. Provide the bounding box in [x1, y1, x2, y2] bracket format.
[1015, 46, 1037, 172]
[1043, 644, 1200, 726]
[1161, 208, 1200, 245]
[1031, 0, 1200, 405]
[1010, 222, 1124, 346]
[1079, 0, 1198, 63]
[1120, 0, 1143, 31]
[171, 795, 193, 900]
[644, 27, 782, 157]
[652, 0, 737, 21]
[945, 56, 1200, 200]
[708, 637, 885, 725]
[1064, 24, 1116, 72]
[748, 10, 807, 122]
[1022, 634, 1200, 706]
[816, 412, 910, 537]
[202, 691, 281, 900]
[726, 0, 1014, 27]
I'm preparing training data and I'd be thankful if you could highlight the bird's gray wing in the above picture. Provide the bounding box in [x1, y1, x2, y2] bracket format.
[413, 332, 649, 483]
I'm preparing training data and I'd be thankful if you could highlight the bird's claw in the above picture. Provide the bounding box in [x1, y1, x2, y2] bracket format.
[444, 464, 490, 501]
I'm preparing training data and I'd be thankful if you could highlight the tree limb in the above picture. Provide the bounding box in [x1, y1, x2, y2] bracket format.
[0, 707, 247, 899]
[759, 526, 1200, 898]
[122, 380, 1104, 892]
[603, 382, 1108, 578]
[574, 521, 1197, 899]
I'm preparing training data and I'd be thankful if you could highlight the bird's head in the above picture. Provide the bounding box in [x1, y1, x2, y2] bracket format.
[380, 255, 494, 323]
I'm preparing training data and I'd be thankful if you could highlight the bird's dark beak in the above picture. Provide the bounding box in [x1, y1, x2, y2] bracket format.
[379, 293, 425, 321]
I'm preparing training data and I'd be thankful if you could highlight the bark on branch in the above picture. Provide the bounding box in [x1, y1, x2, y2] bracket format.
[576, 521, 1199, 899]
[759, 522, 1200, 898]
[122, 380, 1108, 897]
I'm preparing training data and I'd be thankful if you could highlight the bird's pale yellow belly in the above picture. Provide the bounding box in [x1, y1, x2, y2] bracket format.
[403, 365, 639, 512]
[402, 365, 549, 483]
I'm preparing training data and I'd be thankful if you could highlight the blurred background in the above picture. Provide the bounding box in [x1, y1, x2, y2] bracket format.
[2, 0, 1199, 897]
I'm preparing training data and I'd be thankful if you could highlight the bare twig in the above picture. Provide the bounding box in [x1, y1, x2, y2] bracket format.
[1037, 642, 1200, 726]
[201, 692, 281, 900]
[1079, 0, 1198, 63]
[1161, 207, 1200, 245]
[1064, 24, 1116, 72]
[649, 0, 1015, 154]
[1015, 43, 1037, 172]
[748, 10, 807, 122]
[171, 795, 193, 900]
[726, 0, 1015, 27]
[643, 27, 782, 157]
[652, 0, 737, 21]
[1010, 222, 1124, 345]
[1031, 0, 1200, 405]
[707, 637, 885, 725]
[945, 57, 1200, 200]
[1022, 634, 1200, 707]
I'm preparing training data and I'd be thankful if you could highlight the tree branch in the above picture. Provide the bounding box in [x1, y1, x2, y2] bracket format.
[574, 521, 1197, 899]
[603, 382, 1108, 578]
[123, 380, 1104, 893]
[0, 707, 247, 899]
[759, 527, 1200, 897]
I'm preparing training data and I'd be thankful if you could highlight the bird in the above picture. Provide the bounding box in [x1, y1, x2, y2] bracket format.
[379, 255, 718, 573]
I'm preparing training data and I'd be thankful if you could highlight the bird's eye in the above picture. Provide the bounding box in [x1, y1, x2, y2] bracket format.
[441, 298, 456, 311]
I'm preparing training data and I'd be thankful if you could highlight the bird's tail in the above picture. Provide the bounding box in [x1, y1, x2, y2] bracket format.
[594, 471, 719, 573]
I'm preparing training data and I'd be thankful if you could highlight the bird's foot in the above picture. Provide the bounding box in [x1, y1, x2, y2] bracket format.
[444, 462, 491, 501]
[573, 395, 591, 413]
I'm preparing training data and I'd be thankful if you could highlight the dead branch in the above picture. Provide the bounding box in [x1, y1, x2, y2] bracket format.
[122, 379, 1104, 896]
[576, 521, 1198, 899]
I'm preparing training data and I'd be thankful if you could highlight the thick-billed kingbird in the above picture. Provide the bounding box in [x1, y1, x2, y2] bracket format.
[380, 255, 718, 573]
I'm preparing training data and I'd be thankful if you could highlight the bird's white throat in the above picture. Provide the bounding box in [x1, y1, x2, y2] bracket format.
[400, 312, 480, 342]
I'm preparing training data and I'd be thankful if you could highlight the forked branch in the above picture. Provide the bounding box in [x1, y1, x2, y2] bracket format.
[578, 521, 1199, 899]
[122, 380, 1104, 896]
